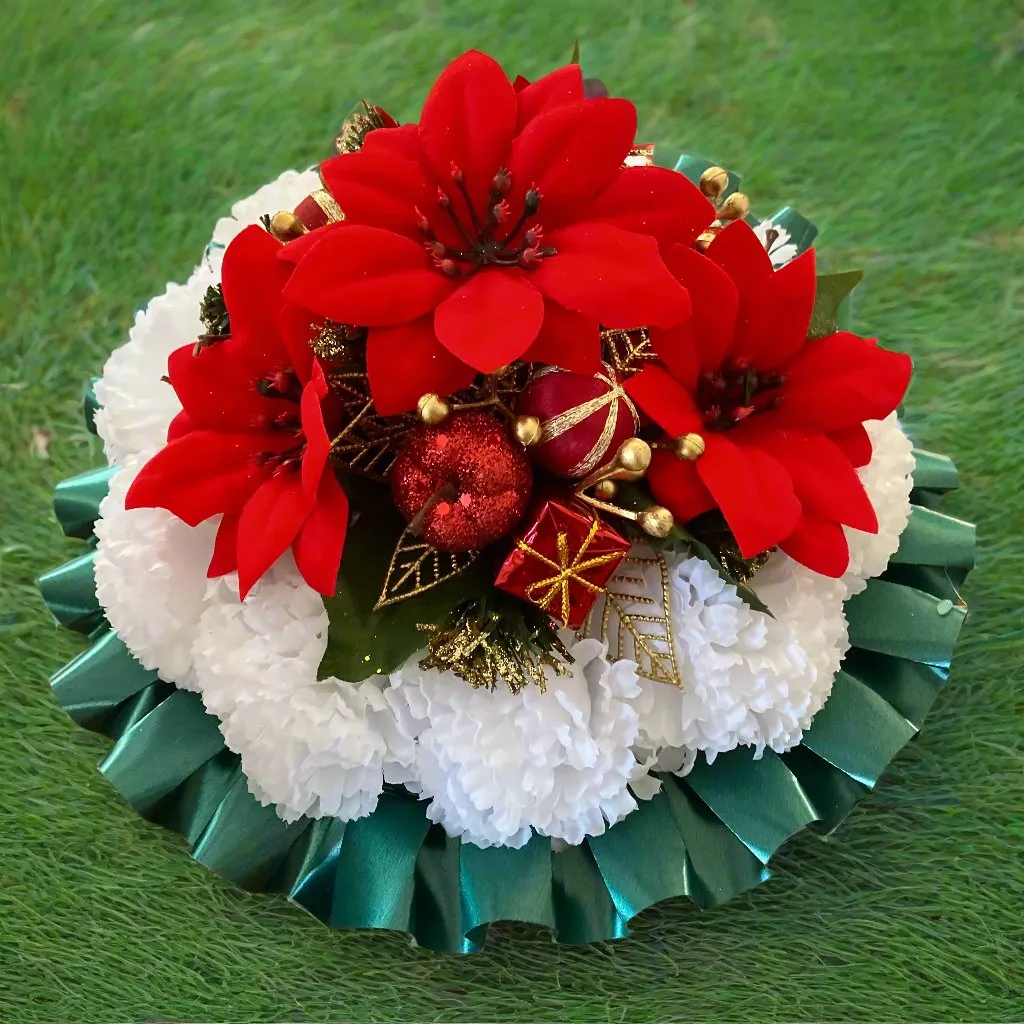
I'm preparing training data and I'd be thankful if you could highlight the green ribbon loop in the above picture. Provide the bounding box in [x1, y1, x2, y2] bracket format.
[845, 578, 966, 667]
[685, 749, 817, 864]
[801, 670, 917, 787]
[54, 465, 115, 539]
[39, 552, 103, 635]
[50, 628, 157, 730]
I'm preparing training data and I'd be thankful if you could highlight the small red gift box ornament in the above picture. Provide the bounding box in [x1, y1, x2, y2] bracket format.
[495, 499, 631, 630]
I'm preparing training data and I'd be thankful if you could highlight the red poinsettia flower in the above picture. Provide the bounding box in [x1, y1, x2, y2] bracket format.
[625, 220, 912, 577]
[280, 50, 714, 415]
[125, 225, 348, 599]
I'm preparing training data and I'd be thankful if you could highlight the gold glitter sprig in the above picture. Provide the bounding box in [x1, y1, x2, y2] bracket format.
[419, 596, 573, 694]
[334, 101, 390, 154]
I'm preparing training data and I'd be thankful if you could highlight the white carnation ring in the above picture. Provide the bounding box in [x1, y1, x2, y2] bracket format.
[40, 171, 974, 948]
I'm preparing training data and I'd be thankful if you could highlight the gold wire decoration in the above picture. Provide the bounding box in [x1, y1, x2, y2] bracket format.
[375, 527, 480, 610]
[601, 327, 659, 377]
[418, 601, 573, 694]
[580, 549, 683, 689]
[327, 371, 418, 480]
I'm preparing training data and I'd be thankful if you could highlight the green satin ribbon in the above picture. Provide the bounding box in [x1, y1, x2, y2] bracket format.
[54, 465, 116, 540]
[38, 431, 975, 950]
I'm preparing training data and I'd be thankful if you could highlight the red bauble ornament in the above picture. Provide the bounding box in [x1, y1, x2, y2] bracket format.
[390, 412, 532, 552]
[515, 363, 639, 479]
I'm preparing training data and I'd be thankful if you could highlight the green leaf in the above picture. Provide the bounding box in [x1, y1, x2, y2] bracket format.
[318, 479, 490, 681]
[808, 270, 863, 340]
[614, 483, 773, 616]
[570, 38, 580, 64]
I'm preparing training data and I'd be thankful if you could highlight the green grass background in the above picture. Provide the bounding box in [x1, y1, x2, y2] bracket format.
[2, 1, 1022, 1021]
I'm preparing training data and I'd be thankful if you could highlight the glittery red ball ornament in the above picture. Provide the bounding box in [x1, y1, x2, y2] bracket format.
[515, 363, 639, 479]
[390, 412, 532, 552]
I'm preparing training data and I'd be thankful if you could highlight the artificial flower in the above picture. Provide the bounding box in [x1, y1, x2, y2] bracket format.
[752, 218, 798, 268]
[626, 219, 912, 576]
[125, 225, 348, 599]
[281, 49, 713, 414]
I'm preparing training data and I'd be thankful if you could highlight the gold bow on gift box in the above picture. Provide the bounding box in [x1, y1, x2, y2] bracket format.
[519, 517, 625, 628]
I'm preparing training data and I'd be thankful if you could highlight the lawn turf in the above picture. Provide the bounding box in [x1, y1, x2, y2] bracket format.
[1, 1, 1022, 1021]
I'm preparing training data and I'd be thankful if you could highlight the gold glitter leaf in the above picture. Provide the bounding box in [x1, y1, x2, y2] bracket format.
[328, 372, 417, 481]
[583, 549, 683, 689]
[601, 327, 659, 377]
[375, 528, 480, 610]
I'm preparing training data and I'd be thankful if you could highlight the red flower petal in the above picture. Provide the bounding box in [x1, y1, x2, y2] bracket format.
[292, 470, 350, 597]
[207, 513, 240, 578]
[507, 99, 636, 223]
[695, 435, 801, 557]
[418, 50, 517, 211]
[647, 323, 701, 392]
[779, 513, 850, 577]
[743, 428, 877, 533]
[827, 424, 873, 467]
[733, 248, 816, 370]
[514, 64, 583, 132]
[523, 300, 602, 375]
[776, 331, 912, 430]
[435, 268, 545, 373]
[660, 242, 738, 372]
[646, 449, 715, 524]
[624, 366, 703, 437]
[283, 224, 455, 326]
[167, 341, 293, 432]
[532, 222, 690, 329]
[221, 226, 291, 350]
[366, 317, 477, 415]
[277, 221, 347, 266]
[276, 302, 318, 384]
[300, 368, 331, 499]
[360, 123, 423, 162]
[705, 219, 775, 300]
[167, 409, 196, 442]
[320, 150, 431, 239]
[125, 431, 289, 526]
[579, 166, 715, 247]
[236, 472, 316, 600]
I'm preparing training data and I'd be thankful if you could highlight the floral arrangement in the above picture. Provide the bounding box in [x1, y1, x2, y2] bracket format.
[42, 50, 974, 949]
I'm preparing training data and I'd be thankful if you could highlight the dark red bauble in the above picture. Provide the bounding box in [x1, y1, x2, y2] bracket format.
[515, 363, 639, 479]
[390, 412, 532, 552]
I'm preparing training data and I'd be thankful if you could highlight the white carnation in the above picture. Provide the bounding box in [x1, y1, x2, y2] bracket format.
[94, 270, 211, 465]
[92, 451, 216, 690]
[210, 168, 322, 255]
[385, 639, 651, 848]
[190, 561, 397, 823]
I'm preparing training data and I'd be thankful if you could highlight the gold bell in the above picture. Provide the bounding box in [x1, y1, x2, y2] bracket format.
[593, 479, 618, 501]
[268, 210, 307, 241]
[417, 393, 451, 426]
[717, 192, 750, 223]
[637, 506, 674, 539]
[513, 414, 542, 447]
[674, 432, 705, 461]
[699, 166, 729, 201]
[616, 437, 652, 475]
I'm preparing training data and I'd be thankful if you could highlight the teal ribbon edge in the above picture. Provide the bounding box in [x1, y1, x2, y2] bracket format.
[39, 388, 974, 952]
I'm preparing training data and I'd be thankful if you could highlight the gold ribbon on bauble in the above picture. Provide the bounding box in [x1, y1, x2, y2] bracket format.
[532, 361, 639, 478]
